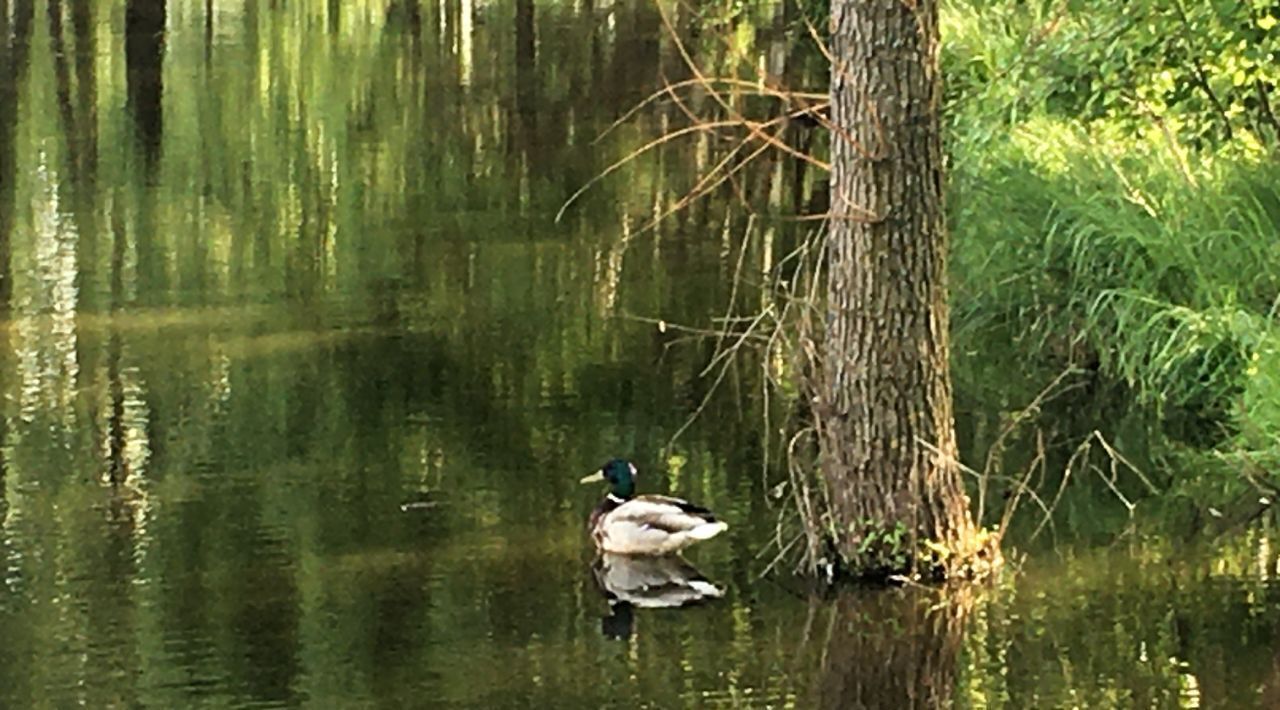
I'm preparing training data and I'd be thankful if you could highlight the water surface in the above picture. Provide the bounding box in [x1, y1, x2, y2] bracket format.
[3, 1, 1280, 707]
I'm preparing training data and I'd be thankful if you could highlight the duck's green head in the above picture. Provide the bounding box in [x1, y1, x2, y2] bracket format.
[579, 458, 637, 499]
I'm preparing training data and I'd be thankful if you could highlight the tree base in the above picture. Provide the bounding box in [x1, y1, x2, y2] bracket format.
[830, 523, 1003, 584]
[916, 527, 1003, 583]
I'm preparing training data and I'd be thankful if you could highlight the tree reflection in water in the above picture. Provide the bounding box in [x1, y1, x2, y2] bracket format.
[815, 585, 973, 709]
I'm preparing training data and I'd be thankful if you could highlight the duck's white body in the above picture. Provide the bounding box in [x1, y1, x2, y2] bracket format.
[590, 494, 728, 555]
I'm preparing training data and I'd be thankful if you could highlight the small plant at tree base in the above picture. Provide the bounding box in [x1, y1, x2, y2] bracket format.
[836, 520, 1002, 583]
[848, 519, 912, 578]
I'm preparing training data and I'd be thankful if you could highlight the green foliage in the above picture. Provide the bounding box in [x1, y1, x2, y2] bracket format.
[847, 518, 912, 576]
[943, 2, 1280, 517]
[943, 0, 1280, 150]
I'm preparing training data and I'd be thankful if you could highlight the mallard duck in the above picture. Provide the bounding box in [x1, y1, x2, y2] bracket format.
[579, 459, 728, 555]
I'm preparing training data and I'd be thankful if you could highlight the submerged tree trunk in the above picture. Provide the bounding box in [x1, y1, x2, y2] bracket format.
[819, 0, 991, 578]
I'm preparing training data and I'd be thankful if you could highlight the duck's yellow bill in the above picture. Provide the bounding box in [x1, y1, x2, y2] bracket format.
[579, 471, 605, 484]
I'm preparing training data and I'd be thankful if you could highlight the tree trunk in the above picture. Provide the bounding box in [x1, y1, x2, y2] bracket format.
[819, 0, 988, 578]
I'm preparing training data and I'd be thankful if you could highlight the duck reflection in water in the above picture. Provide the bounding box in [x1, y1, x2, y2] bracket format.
[592, 553, 723, 640]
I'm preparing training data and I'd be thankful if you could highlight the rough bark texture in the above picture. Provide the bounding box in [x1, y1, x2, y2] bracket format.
[820, 0, 980, 576]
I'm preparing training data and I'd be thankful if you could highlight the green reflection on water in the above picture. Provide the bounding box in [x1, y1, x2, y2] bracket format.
[2, 0, 1280, 707]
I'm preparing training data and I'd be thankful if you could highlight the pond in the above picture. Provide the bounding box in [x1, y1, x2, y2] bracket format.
[2, 1, 1280, 707]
